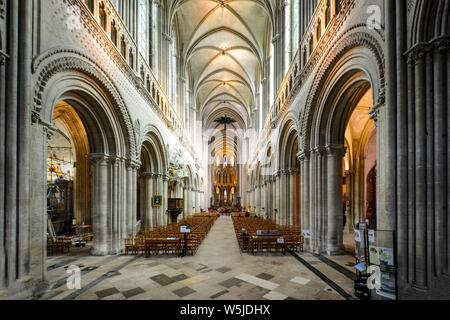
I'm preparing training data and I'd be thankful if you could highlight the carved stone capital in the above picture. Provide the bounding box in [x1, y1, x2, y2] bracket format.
[297, 149, 311, 161]
[108, 156, 121, 166]
[431, 36, 450, 53]
[141, 172, 154, 179]
[326, 144, 347, 157]
[126, 159, 141, 170]
[313, 146, 327, 156]
[89, 154, 109, 166]
[369, 102, 383, 125]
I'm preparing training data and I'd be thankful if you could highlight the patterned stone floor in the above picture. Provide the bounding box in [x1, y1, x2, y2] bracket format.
[37, 216, 357, 300]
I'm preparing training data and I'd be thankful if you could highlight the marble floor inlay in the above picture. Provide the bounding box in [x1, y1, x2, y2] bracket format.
[37, 216, 356, 300]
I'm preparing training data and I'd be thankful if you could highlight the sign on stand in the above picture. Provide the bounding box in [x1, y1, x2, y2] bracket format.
[180, 226, 191, 233]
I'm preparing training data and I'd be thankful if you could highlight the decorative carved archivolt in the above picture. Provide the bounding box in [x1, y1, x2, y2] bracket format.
[299, 29, 385, 151]
[32, 51, 137, 160]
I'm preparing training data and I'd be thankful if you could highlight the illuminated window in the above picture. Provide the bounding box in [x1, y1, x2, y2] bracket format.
[99, 2, 107, 31]
[121, 37, 126, 57]
[111, 20, 118, 46]
[129, 50, 134, 68]
[139, 0, 148, 56]
[284, 1, 291, 74]
[291, 0, 299, 54]
[270, 44, 274, 103]
[316, 20, 322, 42]
[325, 0, 331, 26]
[85, 0, 94, 13]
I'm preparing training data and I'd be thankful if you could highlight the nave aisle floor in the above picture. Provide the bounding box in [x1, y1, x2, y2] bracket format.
[38, 217, 356, 300]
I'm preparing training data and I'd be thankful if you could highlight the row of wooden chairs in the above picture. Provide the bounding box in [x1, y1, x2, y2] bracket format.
[232, 215, 304, 255]
[47, 238, 72, 255]
[124, 214, 217, 256]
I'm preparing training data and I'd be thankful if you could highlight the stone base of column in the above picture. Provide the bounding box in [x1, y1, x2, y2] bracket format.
[90, 246, 108, 256]
[0, 276, 33, 300]
[108, 248, 124, 255]
[326, 245, 345, 256]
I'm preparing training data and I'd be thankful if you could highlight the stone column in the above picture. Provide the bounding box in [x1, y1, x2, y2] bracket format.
[125, 161, 133, 237]
[120, 159, 127, 251]
[89, 154, 109, 256]
[289, 169, 295, 226]
[383, 0, 398, 236]
[0, 48, 6, 291]
[18, 0, 33, 280]
[282, 170, 289, 225]
[187, 185, 192, 216]
[395, 0, 408, 287]
[255, 185, 261, 214]
[432, 40, 448, 276]
[298, 151, 310, 234]
[275, 172, 281, 224]
[269, 177, 274, 220]
[262, 180, 268, 218]
[326, 145, 346, 255]
[447, 48, 450, 276]
[131, 162, 139, 236]
[183, 185, 188, 220]
[309, 151, 316, 252]
[110, 157, 120, 254]
[344, 170, 353, 233]
[143, 173, 153, 228]
[151, 174, 159, 226]
[413, 48, 427, 288]
[191, 187, 196, 214]
[163, 175, 169, 225]
[195, 190, 201, 212]
[294, 169, 301, 227]
[4, 0, 19, 288]
[155, 174, 162, 225]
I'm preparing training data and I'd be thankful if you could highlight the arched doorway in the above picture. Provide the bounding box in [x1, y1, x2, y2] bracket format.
[279, 119, 301, 227]
[342, 88, 377, 254]
[47, 102, 91, 237]
[37, 57, 137, 257]
[138, 130, 168, 229]
[46, 93, 130, 256]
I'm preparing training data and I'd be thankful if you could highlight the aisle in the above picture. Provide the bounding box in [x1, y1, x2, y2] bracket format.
[193, 216, 242, 263]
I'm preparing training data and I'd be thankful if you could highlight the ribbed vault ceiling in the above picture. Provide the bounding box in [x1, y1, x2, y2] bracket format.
[173, 0, 273, 138]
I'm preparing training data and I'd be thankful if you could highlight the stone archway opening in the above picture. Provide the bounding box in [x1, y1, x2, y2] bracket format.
[46, 101, 93, 256]
[138, 139, 165, 230]
[342, 88, 376, 254]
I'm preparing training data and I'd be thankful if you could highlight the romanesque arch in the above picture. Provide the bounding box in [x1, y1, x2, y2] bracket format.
[297, 29, 384, 255]
[277, 116, 301, 227]
[299, 28, 385, 150]
[33, 53, 138, 256]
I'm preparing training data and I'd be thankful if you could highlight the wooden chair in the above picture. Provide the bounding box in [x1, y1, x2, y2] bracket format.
[124, 238, 134, 255]
[133, 237, 146, 255]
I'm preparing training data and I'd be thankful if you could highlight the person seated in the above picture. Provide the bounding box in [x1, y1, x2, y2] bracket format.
[238, 213, 242, 218]
[253, 213, 258, 218]
[241, 228, 249, 237]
